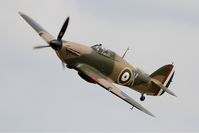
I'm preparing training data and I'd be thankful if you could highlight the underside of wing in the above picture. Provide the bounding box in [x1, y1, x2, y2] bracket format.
[76, 63, 155, 117]
[19, 12, 55, 44]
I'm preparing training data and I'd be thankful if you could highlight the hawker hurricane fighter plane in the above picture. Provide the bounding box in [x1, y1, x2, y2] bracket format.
[19, 12, 176, 117]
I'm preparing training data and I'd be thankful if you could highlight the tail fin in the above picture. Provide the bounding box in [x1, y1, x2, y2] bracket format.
[150, 64, 175, 96]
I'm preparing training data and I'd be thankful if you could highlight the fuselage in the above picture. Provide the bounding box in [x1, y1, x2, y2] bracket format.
[57, 41, 136, 87]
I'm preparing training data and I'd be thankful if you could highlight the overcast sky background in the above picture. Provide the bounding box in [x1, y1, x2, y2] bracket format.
[0, 0, 199, 132]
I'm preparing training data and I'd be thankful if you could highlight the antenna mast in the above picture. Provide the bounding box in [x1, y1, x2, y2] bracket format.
[122, 47, 130, 58]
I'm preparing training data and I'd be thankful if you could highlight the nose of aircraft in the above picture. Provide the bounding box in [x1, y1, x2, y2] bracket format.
[50, 40, 62, 50]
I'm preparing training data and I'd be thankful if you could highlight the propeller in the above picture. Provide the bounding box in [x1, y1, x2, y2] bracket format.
[57, 17, 69, 41]
[33, 45, 50, 49]
[34, 17, 70, 50]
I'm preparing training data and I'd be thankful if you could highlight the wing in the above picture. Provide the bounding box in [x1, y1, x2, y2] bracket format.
[19, 11, 55, 44]
[76, 64, 155, 117]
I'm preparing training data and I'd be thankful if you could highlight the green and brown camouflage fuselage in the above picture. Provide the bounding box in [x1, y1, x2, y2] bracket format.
[57, 42, 136, 86]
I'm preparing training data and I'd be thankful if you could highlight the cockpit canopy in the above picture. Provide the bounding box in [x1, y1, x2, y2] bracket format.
[91, 44, 115, 59]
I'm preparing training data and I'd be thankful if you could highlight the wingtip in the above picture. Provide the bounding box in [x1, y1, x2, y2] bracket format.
[130, 107, 155, 117]
[146, 110, 155, 118]
[18, 11, 23, 15]
[151, 114, 156, 118]
[18, 11, 27, 17]
[141, 106, 156, 117]
[142, 109, 155, 117]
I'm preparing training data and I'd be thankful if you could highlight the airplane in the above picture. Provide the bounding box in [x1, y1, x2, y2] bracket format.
[19, 12, 176, 117]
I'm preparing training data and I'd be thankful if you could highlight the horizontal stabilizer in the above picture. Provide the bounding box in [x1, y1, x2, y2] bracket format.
[151, 78, 176, 97]
[162, 86, 177, 97]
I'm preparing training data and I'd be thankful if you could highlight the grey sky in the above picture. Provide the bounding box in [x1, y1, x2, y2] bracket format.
[0, 0, 199, 132]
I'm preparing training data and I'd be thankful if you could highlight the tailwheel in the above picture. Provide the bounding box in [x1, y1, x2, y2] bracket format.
[140, 94, 145, 101]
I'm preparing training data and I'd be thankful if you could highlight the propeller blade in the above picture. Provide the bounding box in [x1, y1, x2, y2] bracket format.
[33, 45, 50, 49]
[57, 17, 70, 41]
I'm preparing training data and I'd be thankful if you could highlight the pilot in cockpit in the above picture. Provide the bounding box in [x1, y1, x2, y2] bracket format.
[91, 44, 114, 58]
[91, 44, 102, 52]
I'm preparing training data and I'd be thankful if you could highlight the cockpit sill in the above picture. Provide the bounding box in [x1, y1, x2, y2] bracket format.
[91, 44, 116, 60]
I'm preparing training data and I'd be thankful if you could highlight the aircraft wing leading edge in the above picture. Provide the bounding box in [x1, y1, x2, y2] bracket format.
[19, 12, 55, 44]
[76, 63, 155, 117]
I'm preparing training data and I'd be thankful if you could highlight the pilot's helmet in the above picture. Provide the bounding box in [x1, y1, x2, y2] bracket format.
[99, 44, 102, 46]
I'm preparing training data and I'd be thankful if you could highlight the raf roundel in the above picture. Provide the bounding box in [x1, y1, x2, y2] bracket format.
[118, 68, 132, 85]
